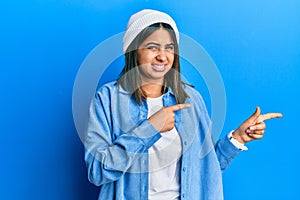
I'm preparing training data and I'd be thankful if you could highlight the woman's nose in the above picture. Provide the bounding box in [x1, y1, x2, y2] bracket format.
[156, 49, 167, 62]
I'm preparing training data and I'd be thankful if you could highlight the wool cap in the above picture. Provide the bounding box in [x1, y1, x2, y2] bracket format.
[122, 9, 179, 53]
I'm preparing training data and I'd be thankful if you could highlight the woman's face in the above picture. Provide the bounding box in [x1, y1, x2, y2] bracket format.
[137, 28, 175, 84]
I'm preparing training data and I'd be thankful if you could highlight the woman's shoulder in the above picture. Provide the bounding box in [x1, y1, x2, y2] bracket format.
[94, 81, 118, 97]
[96, 81, 118, 93]
[182, 83, 202, 98]
[182, 83, 207, 106]
[96, 80, 130, 97]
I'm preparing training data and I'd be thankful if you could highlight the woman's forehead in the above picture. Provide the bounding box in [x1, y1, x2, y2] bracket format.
[141, 28, 174, 45]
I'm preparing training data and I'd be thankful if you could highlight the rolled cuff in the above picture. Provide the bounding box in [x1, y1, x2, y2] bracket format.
[132, 120, 162, 148]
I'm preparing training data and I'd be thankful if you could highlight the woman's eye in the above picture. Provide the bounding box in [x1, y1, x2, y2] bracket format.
[147, 46, 158, 50]
[166, 45, 174, 51]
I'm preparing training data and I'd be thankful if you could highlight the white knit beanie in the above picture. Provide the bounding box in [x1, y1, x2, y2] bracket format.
[122, 9, 179, 53]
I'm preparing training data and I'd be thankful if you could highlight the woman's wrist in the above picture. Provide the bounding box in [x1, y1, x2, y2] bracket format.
[231, 130, 246, 144]
[229, 130, 248, 151]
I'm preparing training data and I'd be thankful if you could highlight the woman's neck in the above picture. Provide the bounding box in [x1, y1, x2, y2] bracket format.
[141, 83, 164, 98]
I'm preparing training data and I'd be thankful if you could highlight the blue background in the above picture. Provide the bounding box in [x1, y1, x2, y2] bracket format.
[1, 0, 299, 199]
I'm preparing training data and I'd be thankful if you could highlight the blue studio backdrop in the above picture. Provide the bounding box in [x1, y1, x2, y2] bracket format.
[1, 0, 299, 199]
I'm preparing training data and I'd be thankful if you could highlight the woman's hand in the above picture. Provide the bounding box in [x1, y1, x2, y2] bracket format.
[148, 104, 191, 133]
[232, 106, 282, 144]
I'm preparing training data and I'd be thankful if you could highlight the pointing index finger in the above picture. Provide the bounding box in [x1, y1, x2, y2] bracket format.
[259, 112, 283, 122]
[171, 104, 191, 111]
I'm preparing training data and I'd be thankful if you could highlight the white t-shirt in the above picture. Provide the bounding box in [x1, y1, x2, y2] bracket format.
[146, 96, 182, 200]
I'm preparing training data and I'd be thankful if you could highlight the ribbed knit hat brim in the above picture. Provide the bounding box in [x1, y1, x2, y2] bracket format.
[122, 9, 179, 53]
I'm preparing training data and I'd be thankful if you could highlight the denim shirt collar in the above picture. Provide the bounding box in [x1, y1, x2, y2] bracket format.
[118, 84, 188, 127]
[117, 84, 175, 97]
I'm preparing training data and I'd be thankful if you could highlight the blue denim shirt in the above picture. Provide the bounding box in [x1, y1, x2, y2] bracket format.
[84, 81, 241, 200]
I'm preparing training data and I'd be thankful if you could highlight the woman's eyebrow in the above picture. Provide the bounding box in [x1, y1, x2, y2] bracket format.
[144, 42, 160, 47]
[166, 43, 175, 46]
[144, 42, 174, 47]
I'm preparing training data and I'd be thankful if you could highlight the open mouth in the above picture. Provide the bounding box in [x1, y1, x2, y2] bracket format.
[152, 64, 166, 72]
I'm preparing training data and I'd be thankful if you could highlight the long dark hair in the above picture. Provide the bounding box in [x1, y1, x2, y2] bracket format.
[116, 23, 188, 105]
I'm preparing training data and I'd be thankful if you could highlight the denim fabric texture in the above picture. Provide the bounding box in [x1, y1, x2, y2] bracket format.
[84, 81, 241, 200]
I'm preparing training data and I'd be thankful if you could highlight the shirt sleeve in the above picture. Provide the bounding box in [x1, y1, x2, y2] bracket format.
[189, 86, 242, 171]
[227, 130, 248, 151]
[214, 134, 242, 171]
[84, 88, 161, 186]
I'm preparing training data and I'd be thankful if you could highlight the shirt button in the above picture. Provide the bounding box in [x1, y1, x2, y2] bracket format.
[182, 193, 185, 198]
[184, 141, 187, 146]
[183, 167, 186, 172]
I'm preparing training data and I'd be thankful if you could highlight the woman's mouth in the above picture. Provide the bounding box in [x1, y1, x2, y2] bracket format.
[152, 64, 166, 72]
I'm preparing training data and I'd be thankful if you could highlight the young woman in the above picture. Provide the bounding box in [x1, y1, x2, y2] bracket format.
[84, 9, 282, 200]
